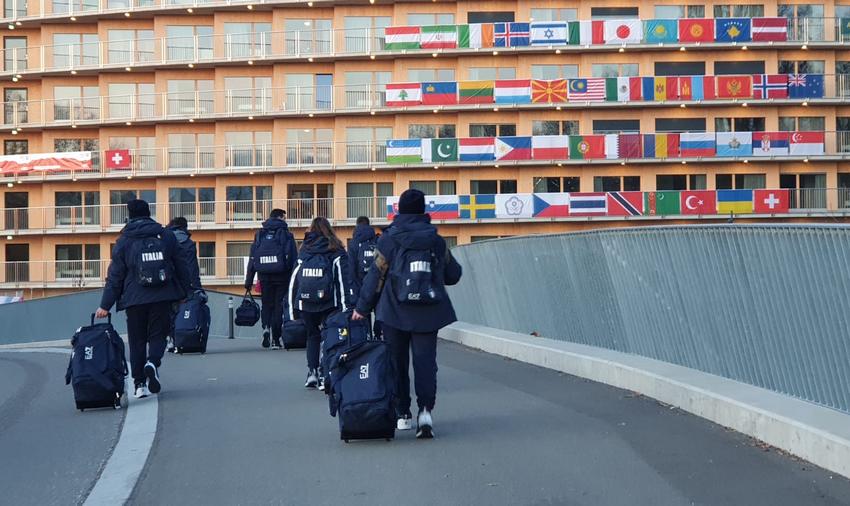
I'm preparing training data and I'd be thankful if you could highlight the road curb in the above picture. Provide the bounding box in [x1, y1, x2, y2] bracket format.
[440, 322, 850, 480]
[0, 340, 70, 349]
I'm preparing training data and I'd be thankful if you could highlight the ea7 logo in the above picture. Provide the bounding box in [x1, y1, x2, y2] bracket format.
[359, 363, 369, 379]
[84, 346, 94, 360]
[184, 310, 191, 319]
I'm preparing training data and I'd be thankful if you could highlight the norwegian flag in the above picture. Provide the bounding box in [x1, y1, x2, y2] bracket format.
[752, 74, 789, 99]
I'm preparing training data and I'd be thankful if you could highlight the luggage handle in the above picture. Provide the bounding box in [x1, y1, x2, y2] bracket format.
[243, 289, 255, 302]
[91, 312, 111, 325]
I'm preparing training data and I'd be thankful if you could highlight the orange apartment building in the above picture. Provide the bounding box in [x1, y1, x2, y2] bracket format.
[1, 0, 850, 298]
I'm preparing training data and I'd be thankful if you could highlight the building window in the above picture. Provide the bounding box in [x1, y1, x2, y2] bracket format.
[167, 79, 214, 116]
[107, 29, 154, 65]
[715, 61, 766, 75]
[53, 33, 99, 67]
[531, 65, 579, 80]
[109, 189, 156, 224]
[55, 138, 99, 169]
[779, 4, 825, 41]
[55, 191, 99, 226]
[780, 173, 827, 209]
[345, 126, 393, 163]
[167, 133, 214, 170]
[224, 22, 272, 58]
[56, 244, 101, 279]
[4, 139, 27, 155]
[593, 119, 640, 134]
[590, 7, 639, 19]
[410, 180, 457, 195]
[533, 176, 580, 193]
[408, 124, 456, 139]
[166, 25, 213, 61]
[224, 76, 272, 114]
[591, 64, 639, 78]
[714, 117, 766, 132]
[594, 176, 640, 192]
[197, 242, 216, 277]
[226, 242, 252, 276]
[655, 118, 707, 132]
[467, 11, 514, 23]
[287, 183, 333, 219]
[53, 85, 99, 121]
[407, 68, 456, 82]
[343, 16, 391, 52]
[530, 8, 578, 21]
[470, 180, 517, 194]
[407, 13, 455, 25]
[655, 61, 706, 76]
[225, 131, 272, 168]
[285, 128, 333, 165]
[716, 174, 766, 190]
[168, 187, 214, 223]
[4, 37, 27, 71]
[469, 67, 517, 80]
[108, 83, 155, 120]
[654, 5, 705, 18]
[283, 73, 333, 110]
[3, 87, 27, 125]
[532, 120, 580, 136]
[779, 116, 825, 131]
[713, 4, 764, 17]
[109, 136, 155, 172]
[778, 60, 825, 74]
[344, 71, 392, 108]
[283, 19, 333, 55]
[470, 124, 516, 137]
[225, 186, 272, 222]
[656, 174, 707, 190]
[347, 182, 393, 218]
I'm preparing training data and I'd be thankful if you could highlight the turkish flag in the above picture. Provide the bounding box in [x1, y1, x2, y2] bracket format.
[753, 189, 790, 214]
[680, 190, 717, 215]
[105, 149, 132, 170]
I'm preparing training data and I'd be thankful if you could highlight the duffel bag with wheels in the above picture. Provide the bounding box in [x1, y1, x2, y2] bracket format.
[65, 313, 128, 411]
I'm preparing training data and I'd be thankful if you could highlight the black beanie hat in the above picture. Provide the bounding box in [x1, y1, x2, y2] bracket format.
[398, 189, 425, 214]
[127, 199, 151, 219]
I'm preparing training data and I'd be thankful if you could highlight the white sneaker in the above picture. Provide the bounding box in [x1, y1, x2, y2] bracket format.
[144, 362, 161, 394]
[318, 375, 326, 391]
[416, 408, 434, 439]
[305, 369, 318, 388]
[397, 414, 413, 431]
[133, 384, 150, 399]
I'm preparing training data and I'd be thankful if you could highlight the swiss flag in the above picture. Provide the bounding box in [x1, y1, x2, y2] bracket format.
[105, 149, 132, 170]
[753, 189, 790, 214]
[680, 190, 717, 215]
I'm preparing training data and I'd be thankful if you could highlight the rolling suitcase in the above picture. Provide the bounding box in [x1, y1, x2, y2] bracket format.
[282, 319, 308, 350]
[65, 313, 128, 411]
[174, 293, 211, 354]
[332, 339, 396, 442]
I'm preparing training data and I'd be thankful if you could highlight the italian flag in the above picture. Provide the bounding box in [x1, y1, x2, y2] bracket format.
[568, 20, 604, 45]
[384, 26, 420, 50]
[421, 25, 458, 49]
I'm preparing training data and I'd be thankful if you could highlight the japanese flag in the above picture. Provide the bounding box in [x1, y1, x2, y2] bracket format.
[604, 19, 643, 44]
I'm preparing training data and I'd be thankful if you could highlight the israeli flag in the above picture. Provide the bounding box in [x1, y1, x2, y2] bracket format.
[531, 22, 568, 46]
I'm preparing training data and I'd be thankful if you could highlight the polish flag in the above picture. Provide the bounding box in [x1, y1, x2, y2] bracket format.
[531, 135, 569, 160]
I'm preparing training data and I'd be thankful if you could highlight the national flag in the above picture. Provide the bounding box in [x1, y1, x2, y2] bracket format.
[752, 74, 789, 99]
[568, 20, 604, 45]
[642, 133, 679, 158]
[607, 191, 644, 216]
[105, 149, 132, 169]
[459, 194, 496, 219]
[495, 136, 532, 160]
[641, 76, 677, 101]
[787, 74, 825, 99]
[789, 131, 825, 155]
[459, 137, 495, 161]
[458, 80, 495, 104]
[531, 135, 569, 160]
[717, 189, 754, 214]
[424, 195, 460, 219]
[644, 191, 681, 216]
[422, 138, 458, 163]
[567, 78, 606, 102]
[604, 134, 620, 160]
[605, 77, 634, 102]
[644, 19, 678, 43]
[753, 189, 790, 214]
[384, 26, 420, 50]
[603, 19, 642, 44]
[568, 135, 605, 160]
[532, 193, 570, 217]
[679, 132, 716, 157]
[421, 82, 457, 105]
[569, 193, 607, 216]
[495, 193, 534, 218]
[618, 134, 642, 158]
[420, 25, 457, 49]
[495, 22, 530, 47]
[716, 75, 752, 99]
[531, 79, 568, 103]
[458, 23, 495, 48]
[385, 139, 422, 164]
[716, 132, 753, 157]
[385, 83, 422, 106]
[677, 75, 716, 100]
[715, 18, 752, 43]
[530, 22, 568, 46]
[678, 19, 714, 43]
[386, 196, 400, 218]
[681, 190, 717, 215]
[495, 79, 532, 104]
[752, 17, 788, 42]
[752, 132, 790, 156]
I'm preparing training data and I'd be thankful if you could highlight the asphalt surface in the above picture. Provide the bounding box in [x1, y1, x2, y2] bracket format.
[4, 339, 850, 506]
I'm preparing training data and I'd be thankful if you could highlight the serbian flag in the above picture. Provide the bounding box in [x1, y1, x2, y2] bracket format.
[752, 17, 788, 42]
[105, 149, 132, 170]
[531, 135, 569, 160]
[752, 74, 788, 99]
[752, 131, 790, 156]
[679, 19, 714, 43]
[753, 189, 790, 214]
[607, 192, 644, 216]
[386, 83, 422, 106]
[532, 193, 569, 217]
[680, 190, 717, 215]
[716, 75, 752, 99]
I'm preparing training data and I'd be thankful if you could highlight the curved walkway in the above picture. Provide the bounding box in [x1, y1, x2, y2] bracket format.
[2, 339, 850, 505]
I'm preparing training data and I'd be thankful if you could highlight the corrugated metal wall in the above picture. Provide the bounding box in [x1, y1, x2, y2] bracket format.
[448, 224, 850, 414]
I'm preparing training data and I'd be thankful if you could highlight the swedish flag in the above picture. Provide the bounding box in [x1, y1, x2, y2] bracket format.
[459, 194, 497, 219]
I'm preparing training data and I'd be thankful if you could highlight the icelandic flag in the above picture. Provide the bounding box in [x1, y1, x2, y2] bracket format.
[530, 22, 568, 46]
[679, 132, 716, 157]
[532, 193, 570, 217]
[494, 79, 532, 104]
[425, 195, 460, 219]
[752, 132, 790, 156]
[495, 23, 531, 47]
[788, 74, 825, 99]
[569, 192, 607, 216]
[495, 136, 532, 160]
[459, 137, 495, 161]
[715, 18, 752, 42]
[715, 132, 753, 157]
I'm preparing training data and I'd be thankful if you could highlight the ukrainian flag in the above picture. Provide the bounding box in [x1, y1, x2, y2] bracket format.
[459, 194, 497, 219]
[717, 189, 754, 214]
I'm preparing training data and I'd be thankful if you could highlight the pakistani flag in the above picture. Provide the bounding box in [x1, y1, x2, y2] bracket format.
[422, 138, 458, 163]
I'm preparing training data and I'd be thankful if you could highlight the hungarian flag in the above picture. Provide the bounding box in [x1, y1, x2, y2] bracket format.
[531, 135, 569, 159]
[458, 23, 495, 48]
[681, 190, 717, 215]
[421, 82, 457, 105]
[420, 25, 457, 49]
[568, 135, 605, 160]
[678, 19, 714, 43]
[607, 192, 644, 216]
[531, 79, 568, 103]
[644, 191, 681, 216]
[716, 75, 752, 99]
[753, 189, 790, 214]
[752, 74, 788, 99]
[603, 19, 642, 44]
[458, 80, 495, 104]
[385, 83, 422, 106]
[677, 76, 716, 100]
[752, 17, 788, 42]
[384, 26, 420, 50]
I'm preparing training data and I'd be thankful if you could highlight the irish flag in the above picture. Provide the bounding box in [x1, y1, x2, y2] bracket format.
[386, 83, 422, 106]
[384, 26, 420, 50]
[421, 25, 457, 49]
[458, 24, 495, 48]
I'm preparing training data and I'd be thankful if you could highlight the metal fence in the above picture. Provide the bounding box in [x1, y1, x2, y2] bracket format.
[447, 224, 850, 414]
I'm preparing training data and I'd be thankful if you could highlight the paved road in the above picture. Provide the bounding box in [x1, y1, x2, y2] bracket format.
[3, 339, 850, 506]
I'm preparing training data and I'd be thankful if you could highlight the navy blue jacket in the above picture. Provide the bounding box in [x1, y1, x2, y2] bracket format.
[347, 224, 378, 296]
[168, 226, 203, 292]
[100, 217, 191, 312]
[288, 232, 354, 318]
[245, 218, 298, 289]
[355, 214, 462, 333]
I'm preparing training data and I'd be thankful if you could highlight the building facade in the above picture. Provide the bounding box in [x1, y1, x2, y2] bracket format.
[1, 0, 850, 297]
